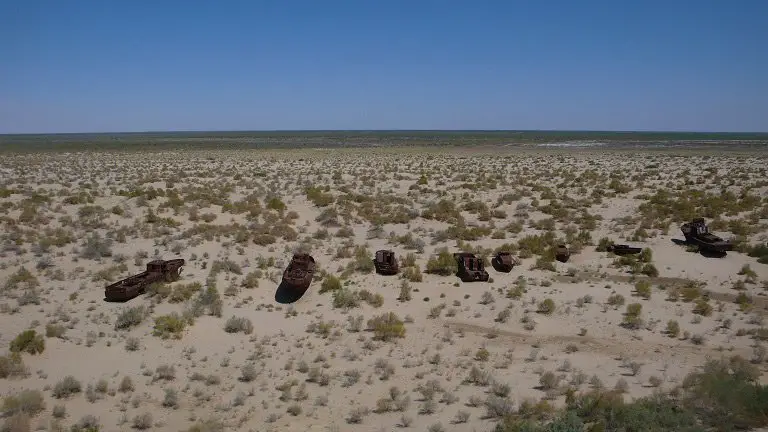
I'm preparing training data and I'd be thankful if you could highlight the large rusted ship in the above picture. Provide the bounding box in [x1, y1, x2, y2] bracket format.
[373, 249, 399, 275]
[554, 245, 571, 263]
[280, 253, 316, 296]
[491, 251, 520, 273]
[104, 259, 185, 302]
[453, 252, 490, 282]
[606, 244, 642, 255]
[680, 218, 733, 253]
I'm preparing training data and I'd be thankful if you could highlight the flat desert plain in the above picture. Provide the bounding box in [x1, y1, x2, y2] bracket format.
[1, 148, 767, 432]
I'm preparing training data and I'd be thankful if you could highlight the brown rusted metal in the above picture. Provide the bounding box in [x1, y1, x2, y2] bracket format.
[373, 249, 399, 276]
[491, 251, 520, 273]
[281, 253, 316, 295]
[554, 245, 571, 263]
[680, 218, 733, 253]
[104, 259, 185, 302]
[453, 252, 489, 282]
[606, 244, 642, 255]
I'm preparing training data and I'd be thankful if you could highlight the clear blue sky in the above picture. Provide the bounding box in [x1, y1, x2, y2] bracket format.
[1, 0, 766, 133]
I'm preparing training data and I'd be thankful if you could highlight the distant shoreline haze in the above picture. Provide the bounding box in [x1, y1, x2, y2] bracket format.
[1, 130, 767, 153]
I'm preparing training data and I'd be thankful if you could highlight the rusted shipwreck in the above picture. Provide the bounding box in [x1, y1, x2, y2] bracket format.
[454, 252, 490, 282]
[680, 218, 733, 253]
[281, 253, 316, 296]
[606, 244, 642, 255]
[373, 249, 399, 275]
[105, 259, 185, 302]
[554, 245, 571, 263]
[491, 251, 520, 273]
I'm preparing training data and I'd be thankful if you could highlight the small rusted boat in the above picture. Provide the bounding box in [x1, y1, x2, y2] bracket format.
[105, 259, 185, 302]
[606, 244, 642, 255]
[453, 252, 490, 282]
[554, 245, 570, 263]
[281, 253, 316, 296]
[491, 251, 520, 273]
[373, 249, 399, 275]
[680, 218, 733, 253]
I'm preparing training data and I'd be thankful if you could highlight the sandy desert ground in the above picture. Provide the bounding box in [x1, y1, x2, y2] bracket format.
[1, 147, 767, 432]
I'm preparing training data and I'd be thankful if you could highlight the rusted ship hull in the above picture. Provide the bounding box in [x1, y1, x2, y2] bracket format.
[491, 252, 519, 273]
[458, 271, 490, 283]
[554, 246, 570, 263]
[684, 235, 733, 252]
[373, 250, 399, 276]
[606, 244, 642, 255]
[681, 219, 733, 253]
[374, 262, 399, 276]
[454, 253, 490, 282]
[161, 259, 185, 281]
[105, 273, 150, 302]
[104, 259, 185, 302]
[281, 254, 316, 296]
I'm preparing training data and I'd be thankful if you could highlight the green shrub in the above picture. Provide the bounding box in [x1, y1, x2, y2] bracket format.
[596, 237, 614, 252]
[224, 316, 253, 334]
[641, 263, 659, 277]
[352, 246, 375, 273]
[681, 283, 702, 302]
[607, 294, 625, 307]
[4, 267, 38, 291]
[2, 389, 45, 416]
[169, 282, 202, 303]
[9, 330, 44, 355]
[45, 324, 67, 338]
[191, 285, 223, 317]
[332, 288, 360, 309]
[241, 272, 260, 289]
[475, 348, 490, 361]
[305, 186, 334, 207]
[52, 376, 82, 399]
[634, 281, 652, 299]
[367, 312, 406, 342]
[746, 243, 768, 263]
[623, 303, 643, 329]
[114, 306, 147, 330]
[532, 256, 556, 272]
[359, 290, 384, 308]
[319, 275, 342, 294]
[402, 265, 423, 282]
[693, 299, 713, 316]
[639, 248, 653, 263]
[266, 197, 286, 212]
[536, 298, 556, 315]
[153, 313, 189, 339]
[0, 352, 28, 378]
[666, 320, 680, 338]
[425, 250, 457, 276]
[398, 280, 412, 302]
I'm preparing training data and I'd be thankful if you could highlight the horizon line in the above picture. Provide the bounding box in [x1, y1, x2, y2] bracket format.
[3, 128, 768, 136]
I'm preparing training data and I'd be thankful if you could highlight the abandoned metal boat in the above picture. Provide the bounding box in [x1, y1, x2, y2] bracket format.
[453, 252, 490, 282]
[105, 259, 185, 302]
[491, 251, 520, 273]
[606, 244, 643, 255]
[281, 253, 316, 295]
[680, 218, 733, 252]
[554, 245, 571, 263]
[373, 249, 399, 276]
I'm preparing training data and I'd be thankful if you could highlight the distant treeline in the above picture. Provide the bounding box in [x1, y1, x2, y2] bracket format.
[1, 130, 767, 153]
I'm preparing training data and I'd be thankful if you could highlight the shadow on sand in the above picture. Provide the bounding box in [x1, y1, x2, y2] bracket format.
[274, 281, 308, 304]
[104, 297, 129, 303]
[671, 239, 728, 258]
